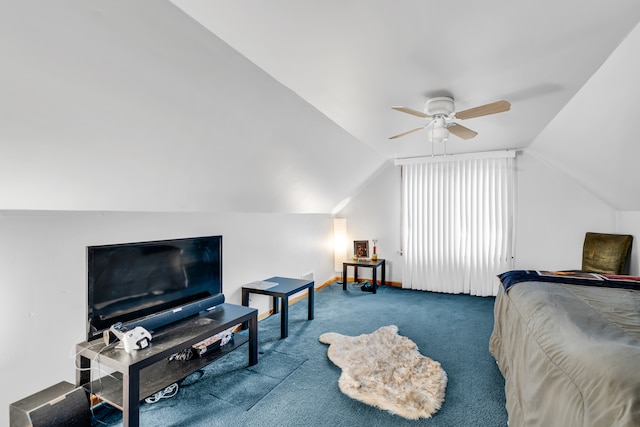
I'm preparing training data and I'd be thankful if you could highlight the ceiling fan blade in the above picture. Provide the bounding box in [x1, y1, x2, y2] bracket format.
[448, 123, 478, 140]
[455, 100, 511, 120]
[389, 126, 425, 139]
[391, 106, 430, 119]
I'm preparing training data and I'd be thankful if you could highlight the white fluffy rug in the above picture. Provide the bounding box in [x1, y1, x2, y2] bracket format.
[319, 325, 447, 420]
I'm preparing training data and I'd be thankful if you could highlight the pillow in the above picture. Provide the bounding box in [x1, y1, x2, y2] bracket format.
[582, 232, 633, 275]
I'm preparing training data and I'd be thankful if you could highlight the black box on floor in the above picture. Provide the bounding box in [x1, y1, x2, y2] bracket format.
[10, 380, 90, 427]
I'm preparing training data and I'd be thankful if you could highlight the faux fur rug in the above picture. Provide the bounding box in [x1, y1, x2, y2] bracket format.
[319, 325, 447, 420]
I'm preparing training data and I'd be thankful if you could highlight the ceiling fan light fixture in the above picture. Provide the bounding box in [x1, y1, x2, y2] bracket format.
[390, 96, 509, 142]
[428, 119, 449, 144]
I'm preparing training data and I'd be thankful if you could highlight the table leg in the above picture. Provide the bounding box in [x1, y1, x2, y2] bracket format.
[76, 354, 90, 388]
[372, 267, 378, 294]
[308, 284, 314, 320]
[241, 289, 250, 330]
[248, 314, 258, 366]
[381, 261, 386, 286]
[273, 296, 280, 314]
[122, 369, 140, 427]
[342, 264, 347, 290]
[281, 297, 289, 339]
[354, 266, 359, 283]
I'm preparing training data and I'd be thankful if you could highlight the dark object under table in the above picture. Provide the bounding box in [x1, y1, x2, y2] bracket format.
[242, 276, 314, 339]
[342, 259, 386, 294]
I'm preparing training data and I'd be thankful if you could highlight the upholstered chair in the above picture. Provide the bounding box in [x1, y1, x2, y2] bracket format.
[582, 232, 633, 275]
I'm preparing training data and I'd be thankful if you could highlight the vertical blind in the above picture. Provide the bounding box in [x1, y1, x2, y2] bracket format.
[399, 153, 515, 296]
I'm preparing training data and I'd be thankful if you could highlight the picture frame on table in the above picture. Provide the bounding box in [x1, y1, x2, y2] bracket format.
[354, 240, 369, 258]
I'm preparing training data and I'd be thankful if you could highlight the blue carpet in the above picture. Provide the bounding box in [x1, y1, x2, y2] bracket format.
[92, 283, 508, 426]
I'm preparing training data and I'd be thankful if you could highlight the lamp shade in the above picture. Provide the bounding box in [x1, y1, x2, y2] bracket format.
[428, 119, 449, 144]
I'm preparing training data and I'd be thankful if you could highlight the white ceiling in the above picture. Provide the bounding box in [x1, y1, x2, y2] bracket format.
[530, 23, 640, 211]
[170, 0, 640, 211]
[0, 1, 386, 213]
[172, 0, 640, 159]
[2, 1, 640, 212]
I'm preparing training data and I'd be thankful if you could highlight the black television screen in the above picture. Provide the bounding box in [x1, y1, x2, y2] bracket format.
[87, 235, 224, 341]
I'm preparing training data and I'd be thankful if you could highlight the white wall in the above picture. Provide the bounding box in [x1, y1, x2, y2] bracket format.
[615, 211, 640, 274]
[514, 151, 617, 271]
[338, 161, 403, 284]
[340, 150, 635, 286]
[0, 210, 333, 422]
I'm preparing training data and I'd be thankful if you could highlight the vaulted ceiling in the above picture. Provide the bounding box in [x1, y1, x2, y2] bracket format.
[2, 1, 640, 212]
[172, 0, 640, 211]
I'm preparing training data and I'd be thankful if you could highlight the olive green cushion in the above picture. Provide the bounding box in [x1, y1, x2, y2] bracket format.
[582, 232, 633, 275]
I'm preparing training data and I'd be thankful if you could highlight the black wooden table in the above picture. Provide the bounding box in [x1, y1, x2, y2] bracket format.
[242, 276, 314, 339]
[76, 303, 257, 427]
[342, 259, 386, 294]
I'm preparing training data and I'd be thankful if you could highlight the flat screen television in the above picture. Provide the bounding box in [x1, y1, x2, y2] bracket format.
[86, 235, 224, 341]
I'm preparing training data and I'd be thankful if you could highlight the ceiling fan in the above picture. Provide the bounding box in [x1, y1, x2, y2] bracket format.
[389, 97, 510, 143]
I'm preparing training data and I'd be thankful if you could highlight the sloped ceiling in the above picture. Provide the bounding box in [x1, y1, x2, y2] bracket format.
[1, 1, 640, 212]
[528, 23, 640, 211]
[172, 0, 640, 211]
[0, 1, 385, 213]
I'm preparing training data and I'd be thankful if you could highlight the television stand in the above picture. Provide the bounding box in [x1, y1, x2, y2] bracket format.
[76, 303, 257, 427]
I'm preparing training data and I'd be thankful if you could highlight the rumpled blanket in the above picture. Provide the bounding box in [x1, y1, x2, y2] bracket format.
[498, 269, 640, 292]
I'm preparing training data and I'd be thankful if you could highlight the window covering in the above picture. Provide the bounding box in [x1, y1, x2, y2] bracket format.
[400, 153, 515, 296]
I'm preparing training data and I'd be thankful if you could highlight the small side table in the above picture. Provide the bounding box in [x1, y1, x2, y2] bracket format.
[242, 276, 314, 339]
[342, 259, 386, 294]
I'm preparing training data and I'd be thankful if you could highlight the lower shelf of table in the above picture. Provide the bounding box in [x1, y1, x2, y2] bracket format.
[83, 335, 249, 410]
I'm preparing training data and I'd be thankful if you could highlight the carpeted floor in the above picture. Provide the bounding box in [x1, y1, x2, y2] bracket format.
[91, 282, 508, 426]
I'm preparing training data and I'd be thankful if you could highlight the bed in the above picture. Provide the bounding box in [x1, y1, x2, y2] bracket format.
[489, 270, 640, 427]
